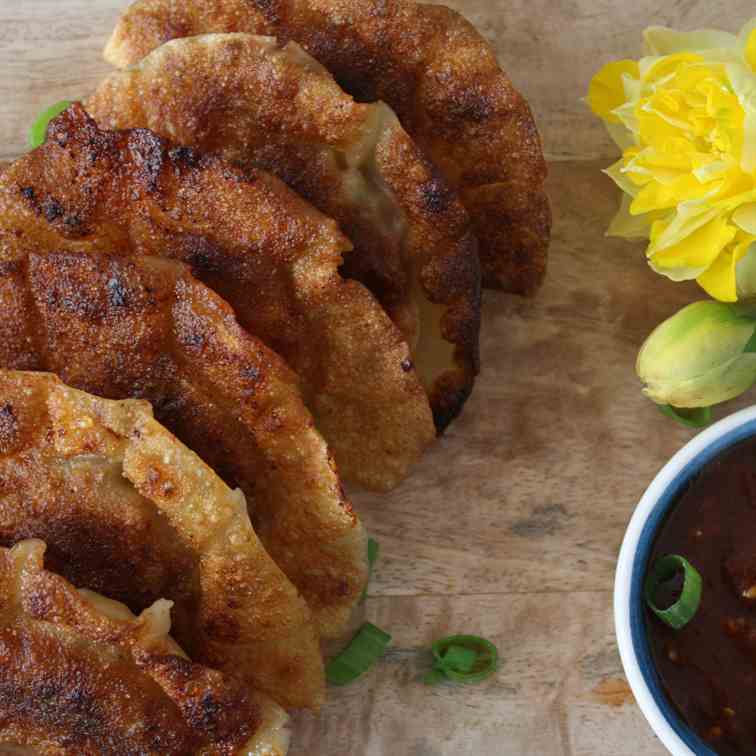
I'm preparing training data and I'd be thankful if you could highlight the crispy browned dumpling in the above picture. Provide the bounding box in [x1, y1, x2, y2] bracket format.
[0, 539, 291, 754]
[0, 262, 366, 694]
[104, 0, 551, 294]
[87, 33, 481, 429]
[0, 249, 371, 642]
[0, 370, 328, 708]
[1, 103, 434, 491]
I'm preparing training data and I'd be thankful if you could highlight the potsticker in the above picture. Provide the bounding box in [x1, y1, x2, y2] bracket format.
[104, 0, 551, 293]
[87, 33, 481, 430]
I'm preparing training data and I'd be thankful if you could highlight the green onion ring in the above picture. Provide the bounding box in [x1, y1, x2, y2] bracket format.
[424, 634, 498, 685]
[645, 554, 703, 629]
[442, 644, 478, 673]
[658, 404, 712, 429]
[325, 622, 391, 686]
[28, 100, 73, 150]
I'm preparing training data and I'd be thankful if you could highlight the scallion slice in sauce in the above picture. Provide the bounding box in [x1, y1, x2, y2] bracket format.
[423, 635, 498, 685]
[645, 554, 703, 629]
[325, 622, 391, 686]
[28, 100, 72, 150]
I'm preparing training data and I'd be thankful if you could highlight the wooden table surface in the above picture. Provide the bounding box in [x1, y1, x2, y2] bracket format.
[2, 1, 753, 754]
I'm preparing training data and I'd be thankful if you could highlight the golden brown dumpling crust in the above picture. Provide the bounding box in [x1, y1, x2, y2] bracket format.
[0, 261, 365, 710]
[104, 0, 551, 293]
[0, 370, 327, 709]
[86, 33, 481, 430]
[0, 539, 290, 754]
[0, 248, 370, 645]
[0, 103, 433, 490]
[0, 249, 368, 642]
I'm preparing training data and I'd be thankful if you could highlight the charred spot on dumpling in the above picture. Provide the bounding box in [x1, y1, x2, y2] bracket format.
[178, 234, 224, 274]
[41, 197, 64, 222]
[0, 403, 19, 455]
[107, 276, 130, 308]
[128, 129, 167, 193]
[145, 465, 179, 499]
[252, 0, 283, 23]
[429, 372, 475, 433]
[419, 176, 454, 215]
[168, 145, 201, 168]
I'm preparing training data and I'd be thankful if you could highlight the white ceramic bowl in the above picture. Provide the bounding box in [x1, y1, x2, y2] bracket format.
[615, 404, 756, 756]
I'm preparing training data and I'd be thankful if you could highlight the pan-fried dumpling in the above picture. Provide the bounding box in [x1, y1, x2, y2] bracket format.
[0, 256, 367, 646]
[0, 539, 290, 754]
[86, 33, 481, 430]
[0, 103, 434, 491]
[0, 311, 360, 712]
[103, 0, 551, 294]
[0, 369, 330, 708]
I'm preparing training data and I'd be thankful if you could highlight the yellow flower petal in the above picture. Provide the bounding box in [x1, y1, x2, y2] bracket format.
[649, 204, 718, 252]
[697, 233, 754, 301]
[732, 202, 756, 233]
[587, 60, 639, 124]
[649, 215, 737, 280]
[631, 174, 714, 215]
[643, 53, 703, 84]
[607, 194, 668, 239]
[637, 106, 690, 151]
[697, 248, 738, 300]
[727, 61, 756, 171]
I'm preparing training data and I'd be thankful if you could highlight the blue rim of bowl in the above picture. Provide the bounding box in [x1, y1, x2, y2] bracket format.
[629, 416, 756, 756]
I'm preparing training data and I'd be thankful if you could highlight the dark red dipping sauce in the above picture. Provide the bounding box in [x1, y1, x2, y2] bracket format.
[649, 436, 756, 754]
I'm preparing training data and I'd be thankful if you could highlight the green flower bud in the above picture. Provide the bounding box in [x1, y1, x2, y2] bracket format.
[637, 300, 756, 408]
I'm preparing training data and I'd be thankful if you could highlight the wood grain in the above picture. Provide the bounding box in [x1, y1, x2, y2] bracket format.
[291, 592, 662, 756]
[1, 1, 748, 753]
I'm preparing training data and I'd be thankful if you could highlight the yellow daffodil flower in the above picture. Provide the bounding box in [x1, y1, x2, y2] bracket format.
[588, 19, 756, 301]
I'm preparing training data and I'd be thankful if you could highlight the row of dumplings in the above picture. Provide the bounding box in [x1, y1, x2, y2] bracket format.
[0, 0, 549, 752]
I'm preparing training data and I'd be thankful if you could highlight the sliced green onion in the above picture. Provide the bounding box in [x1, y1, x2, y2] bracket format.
[360, 537, 380, 603]
[645, 554, 703, 629]
[442, 644, 477, 673]
[423, 635, 498, 685]
[658, 404, 712, 429]
[325, 622, 391, 686]
[28, 100, 72, 150]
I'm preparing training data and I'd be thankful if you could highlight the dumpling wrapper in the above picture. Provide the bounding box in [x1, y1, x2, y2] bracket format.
[86, 33, 481, 430]
[1, 103, 434, 491]
[0, 539, 290, 755]
[103, 0, 551, 294]
[0, 296, 358, 709]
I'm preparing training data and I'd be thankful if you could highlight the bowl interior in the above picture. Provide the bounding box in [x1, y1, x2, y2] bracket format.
[628, 417, 756, 756]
